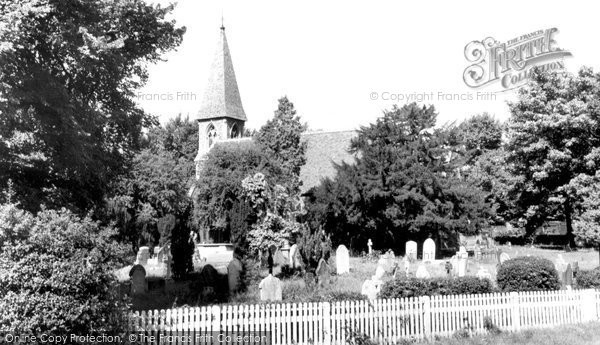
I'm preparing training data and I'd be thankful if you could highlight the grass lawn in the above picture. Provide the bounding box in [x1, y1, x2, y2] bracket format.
[421, 322, 600, 345]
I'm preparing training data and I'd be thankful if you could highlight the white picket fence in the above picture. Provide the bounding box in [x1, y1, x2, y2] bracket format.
[130, 289, 600, 344]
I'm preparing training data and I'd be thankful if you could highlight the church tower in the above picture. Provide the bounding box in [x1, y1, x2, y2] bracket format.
[194, 24, 247, 178]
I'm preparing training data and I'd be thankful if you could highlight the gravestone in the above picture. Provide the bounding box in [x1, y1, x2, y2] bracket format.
[199, 264, 219, 298]
[367, 239, 373, 255]
[476, 267, 492, 280]
[415, 265, 430, 279]
[474, 245, 482, 261]
[378, 251, 395, 273]
[259, 274, 282, 301]
[564, 264, 573, 288]
[361, 278, 383, 300]
[129, 264, 147, 295]
[457, 249, 468, 277]
[336, 245, 350, 275]
[555, 254, 568, 272]
[155, 246, 166, 262]
[499, 252, 510, 264]
[273, 249, 287, 267]
[136, 246, 150, 265]
[289, 244, 299, 268]
[405, 241, 417, 261]
[423, 238, 436, 262]
[227, 258, 243, 294]
[374, 265, 385, 280]
[316, 258, 330, 286]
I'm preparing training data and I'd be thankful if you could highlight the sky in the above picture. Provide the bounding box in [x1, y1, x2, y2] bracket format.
[139, 0, 600, 131]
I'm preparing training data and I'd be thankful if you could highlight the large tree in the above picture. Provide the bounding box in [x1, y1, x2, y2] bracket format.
[506, 67, 600, 248]
[307, 103, 491, 253]
[0, 0, 185, 212]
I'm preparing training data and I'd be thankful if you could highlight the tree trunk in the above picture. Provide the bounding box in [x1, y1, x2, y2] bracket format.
[564, 202, 576, 250]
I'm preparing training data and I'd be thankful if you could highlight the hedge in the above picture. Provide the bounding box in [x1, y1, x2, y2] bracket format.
[576, 268, 600, 289]
[378, 277, 495, 299]
[496, 256, 561, 292]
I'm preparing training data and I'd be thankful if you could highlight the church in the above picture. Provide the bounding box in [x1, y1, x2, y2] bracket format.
[193, 24, 357, 194]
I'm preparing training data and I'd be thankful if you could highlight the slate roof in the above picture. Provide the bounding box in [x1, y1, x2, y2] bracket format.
[196, 27, 247, 122]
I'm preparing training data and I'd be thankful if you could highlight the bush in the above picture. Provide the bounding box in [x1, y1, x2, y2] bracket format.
[378, 277, 495, 299]
[0, 207, 131, 337]
[496, 256, 561, 292]
[576, 268, 600, 289]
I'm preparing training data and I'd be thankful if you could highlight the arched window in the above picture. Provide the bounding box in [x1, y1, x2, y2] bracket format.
[207, 124, 217, 148]
[230, 123, 239, 138]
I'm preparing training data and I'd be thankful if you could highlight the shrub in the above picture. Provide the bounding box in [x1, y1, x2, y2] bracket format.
[378, 277, 494, 299]
[0, 207, 131, 337]
[576, 268, 600, 289]
[496, 256, 561, 292]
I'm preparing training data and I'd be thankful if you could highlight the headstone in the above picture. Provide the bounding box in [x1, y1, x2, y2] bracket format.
[259, 274, 282, 301]
[135, 246, 150, 265]
[457, 250, 468, 277]
[405, 241, 417, 261]
[155, 246, 166, 262]
[165, 252, 172, 279]
[378, 251, 395, 273]
[273, 249, 287, 267]
[474, 245, 482, 261]
[198, 264, 218, 291]
[227, 258, 243, 294]
[129, 264, 147, 295]
[564, 264, 573, 288]
[336, 245, 350, 275]
[374, 265, 385, 280]
[499, 252, 510, 264]
[367, 239, 373, 255]
[316, 258, 330, 285]
[476, 267, 492, 280]
[392, 263, 405, 279]
[423, 238, 436, 262]
[555, 254, 568, 272]
[361, 278, 383, 300]
[289, 244, 299, 267]
[415, 265, 430, 279]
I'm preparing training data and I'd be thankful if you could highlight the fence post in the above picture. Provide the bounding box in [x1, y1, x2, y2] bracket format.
[323, 302, 331, 345]
[510, 292, 520, 332]
[420, 296, 431, 340]
[211, 305, 221, 334]
[580, 289, 597, 322]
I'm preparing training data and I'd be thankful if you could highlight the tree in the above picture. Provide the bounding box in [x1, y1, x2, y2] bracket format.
[102, 116, 197, 251]
[456, 113, 503, 164]
[306, 103, 492, 253]
[255, 96, 307, 192]
[0, 205, 131, 337]
[506, 67, 600, 248]
[0, 0, 185, 212]
[571, 172, 600, 262]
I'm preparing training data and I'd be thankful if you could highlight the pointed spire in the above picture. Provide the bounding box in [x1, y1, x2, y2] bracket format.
[196, 24, 247, 122]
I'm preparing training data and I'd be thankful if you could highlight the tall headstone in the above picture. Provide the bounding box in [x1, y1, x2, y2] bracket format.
[336, 245, 350, 275]
[405, 241, 417, 261]
[136, 246, 150, 265]
[199, 264, 218, 298]
[227, 258, 243, 294]
[367, 239, 373, 255]
[129, 264, 147, 295]
[564, 264, 573, 288]
[259, 274, 282, 301]
[289, 244, 299, 267]
[273, 249, 287, 267]
[378, 251, 395, 273]
[457, 248, 468, 277]
[422, 238, 436, 262]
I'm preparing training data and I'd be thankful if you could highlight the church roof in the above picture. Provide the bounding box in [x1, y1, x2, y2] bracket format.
[196, 26, 247, 122]
[299, 130, 357, 192]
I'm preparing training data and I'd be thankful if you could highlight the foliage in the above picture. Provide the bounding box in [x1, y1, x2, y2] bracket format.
[506, 67, 600, 248]
[0, 183, 34, 248]
[254, 96, 307, 192]
[0, 205, 130, 337]
[307, 103, 492, 253]
[496, 256, 561, 292]
[0, 0, 185, 212]
[297, 225, 333, 272]
[571, 172, 600, 248]
[102, 115, 196, 251]
[483, 316, 502, 335]
[170, 206, 194, 280]
[575, 268, 600, 289]
[378, 277, 495, 299]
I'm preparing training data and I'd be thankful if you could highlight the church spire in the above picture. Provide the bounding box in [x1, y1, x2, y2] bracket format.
[196, 24, 247, 122]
